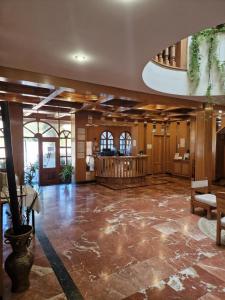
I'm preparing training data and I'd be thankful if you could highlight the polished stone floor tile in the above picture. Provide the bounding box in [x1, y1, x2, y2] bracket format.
[3, 177, 225, 299]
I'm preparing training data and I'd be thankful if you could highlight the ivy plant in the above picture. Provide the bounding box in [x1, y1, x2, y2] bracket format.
[188, 24, 225, 98]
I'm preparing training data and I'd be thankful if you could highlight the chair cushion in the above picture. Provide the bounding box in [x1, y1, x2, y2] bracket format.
[221, 217, 225, 226]
[194, 194, 217, 207]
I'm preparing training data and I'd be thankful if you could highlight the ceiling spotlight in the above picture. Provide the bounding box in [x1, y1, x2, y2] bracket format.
[73, 54, 87, 62]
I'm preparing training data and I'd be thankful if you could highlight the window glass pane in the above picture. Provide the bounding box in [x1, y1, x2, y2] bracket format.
[60, 138, 66, 147]
[67, 148, 71, 156]
[25, 122, 38, 134]
[24, 138, 39, 169]
[67, 157, 72, 164]
[0, 159, 6, 169]
[67, 139, 71, 147]
[23, 128, 34, 137]
[60, 123, 71, 132]
[42, 127, 57, 137]
[60, 157, 66, 166]
[39, 123, 51, 134]
[42, 141, 56, 168]
[0, 148, 5, 158]
[60, 148, 66, 156]
[0, 138, 4, 147]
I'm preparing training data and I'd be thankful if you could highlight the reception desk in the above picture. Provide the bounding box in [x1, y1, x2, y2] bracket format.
[95, 155, 148, 186]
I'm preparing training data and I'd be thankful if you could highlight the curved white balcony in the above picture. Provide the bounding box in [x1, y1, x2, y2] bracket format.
[143, 34, 225, 97]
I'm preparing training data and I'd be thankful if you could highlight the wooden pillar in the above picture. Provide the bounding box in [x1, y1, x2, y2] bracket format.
[195, 106, 215, 186]
[131, 123, 144, 155]
[7, 102, 24, 184]
[72, 111, 87, 182]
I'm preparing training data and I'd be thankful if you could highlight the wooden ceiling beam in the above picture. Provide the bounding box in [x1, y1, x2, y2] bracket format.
[47, 100, 83, 109]
[23, 104, 71, 113]
[32, 87, 65, 110]
[0, 81, 51, 97]
[0, 66, 203, 108]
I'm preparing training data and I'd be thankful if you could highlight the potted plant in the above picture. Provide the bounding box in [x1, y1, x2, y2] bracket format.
[59, 164, 73, 183]
[1, 102, 34, 293]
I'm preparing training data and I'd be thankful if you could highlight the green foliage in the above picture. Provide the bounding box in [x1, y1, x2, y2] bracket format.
[59, 164, 73, 183]
[188, 25, 225, 98]
[188, 34, 201, 92]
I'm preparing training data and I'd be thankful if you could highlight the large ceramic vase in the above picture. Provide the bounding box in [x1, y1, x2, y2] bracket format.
[4, 225, 34, 293]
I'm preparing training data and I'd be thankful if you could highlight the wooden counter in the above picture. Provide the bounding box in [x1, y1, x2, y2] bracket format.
[172, 159, 191, 178]
[95, 155, 148, 185]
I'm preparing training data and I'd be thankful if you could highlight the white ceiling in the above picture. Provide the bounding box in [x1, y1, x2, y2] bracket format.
[0, 0, 225, 95]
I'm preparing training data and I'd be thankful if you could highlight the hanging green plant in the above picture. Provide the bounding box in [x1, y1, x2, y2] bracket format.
[188, 25, 225, 98]
[188, 34, 201, 92]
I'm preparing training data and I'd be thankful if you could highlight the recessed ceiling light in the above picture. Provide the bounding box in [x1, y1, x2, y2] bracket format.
[73, 54, 87, 63]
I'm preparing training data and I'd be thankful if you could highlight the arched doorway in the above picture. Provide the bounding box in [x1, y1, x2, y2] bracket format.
[24, 121, 71, 185]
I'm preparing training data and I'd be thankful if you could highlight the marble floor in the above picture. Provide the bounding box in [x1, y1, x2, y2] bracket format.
[2, 176, 225, 300]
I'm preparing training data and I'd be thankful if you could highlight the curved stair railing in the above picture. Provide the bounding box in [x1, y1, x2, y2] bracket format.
[153, 38, 188, 70]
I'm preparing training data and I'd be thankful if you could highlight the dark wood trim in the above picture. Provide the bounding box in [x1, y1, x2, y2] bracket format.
[0, 102, 21, 234]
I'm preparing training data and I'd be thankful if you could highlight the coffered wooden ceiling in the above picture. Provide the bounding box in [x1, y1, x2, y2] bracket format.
[0, 66, 205, 122]
[0, 66, 224, 123]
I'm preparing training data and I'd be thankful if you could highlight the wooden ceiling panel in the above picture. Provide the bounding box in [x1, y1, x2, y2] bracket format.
[0, 81, 51, 97]
[103, 98, 140, 107]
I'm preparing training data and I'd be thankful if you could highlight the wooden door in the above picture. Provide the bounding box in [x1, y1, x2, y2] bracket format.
[39, 137, 60, 185]
[153, 135, 164, 174]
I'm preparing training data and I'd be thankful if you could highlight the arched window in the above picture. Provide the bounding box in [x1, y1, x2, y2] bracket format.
[120, 131, 132, 155]
[60, 130, 72, 166]
[100, 131, 114, 152]
[23, 121, 58, 138]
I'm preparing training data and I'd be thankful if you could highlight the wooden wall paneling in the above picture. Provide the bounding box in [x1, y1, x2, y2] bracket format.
[190, 117, 196, 178]
[221, 116, 225, 129]
[194, 108, 214, 185]
[71, 113, 76, 183]
[73, 111, 87, 182]
[146, 123, 153, 174]
[195, 111, 206, 180]
[212, 116, 216, 181]
[131, 125, 138, 156]
[165, 135, 171, 173]
[137, 123, 145, 153]
[168, 122, 176, 173]
[152, 134, 164, 174]
[216, 133, 225, 180]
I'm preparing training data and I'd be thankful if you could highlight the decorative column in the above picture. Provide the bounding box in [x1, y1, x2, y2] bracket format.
[194, 105, 216, 187]
[71, 111, 87, 183]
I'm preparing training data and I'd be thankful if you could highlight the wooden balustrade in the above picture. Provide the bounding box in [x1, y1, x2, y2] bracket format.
[154, 39, 188, 70]
[95, 155, 148, 186]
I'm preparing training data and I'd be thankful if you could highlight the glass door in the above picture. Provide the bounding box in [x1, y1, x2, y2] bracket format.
[39, 137, 60, 185]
